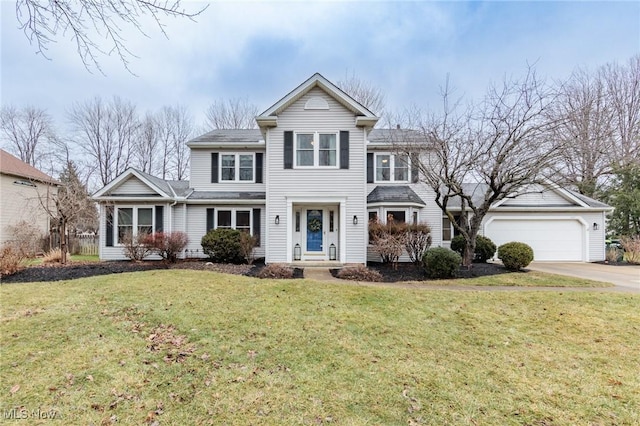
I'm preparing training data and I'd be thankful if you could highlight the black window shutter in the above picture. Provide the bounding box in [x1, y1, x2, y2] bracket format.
[206, 208, 215, 232]
[255, 153, 263, 183]
[253, 208, 261, 247]
[211, 153, 219, 183]
[284, 131, 293, 169]
[155, 206, 164, 233]
[105, 206, 114, 247]
[367, 153, 374, 183]
[340, 131, 349, 169]
[411, 153, 419, 183]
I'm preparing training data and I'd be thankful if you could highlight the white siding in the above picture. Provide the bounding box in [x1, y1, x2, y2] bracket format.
[110, 176, 159, 195]
[266, 87, 367, 263]
[502, 184, 574, 206]
[0, 173, 54, 246]
[184, 204, 266, 259]
[190, 148, 266, 192]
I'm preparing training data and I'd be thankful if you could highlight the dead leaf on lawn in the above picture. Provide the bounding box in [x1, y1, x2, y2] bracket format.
[10, 384, 20, 394]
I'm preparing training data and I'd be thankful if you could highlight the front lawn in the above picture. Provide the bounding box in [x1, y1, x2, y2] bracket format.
[1, 270, 638, 425]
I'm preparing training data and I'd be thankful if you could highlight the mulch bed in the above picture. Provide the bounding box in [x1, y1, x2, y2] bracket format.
[3, 259, 510, 284]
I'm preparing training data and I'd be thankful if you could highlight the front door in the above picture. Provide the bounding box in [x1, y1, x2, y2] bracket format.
[306, 209, 323, 252]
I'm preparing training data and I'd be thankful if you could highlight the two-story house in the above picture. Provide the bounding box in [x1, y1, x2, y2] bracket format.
[93, 73, 611, 263]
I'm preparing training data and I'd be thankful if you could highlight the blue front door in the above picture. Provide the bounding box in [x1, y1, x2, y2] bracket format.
[306, 209, 323, 252]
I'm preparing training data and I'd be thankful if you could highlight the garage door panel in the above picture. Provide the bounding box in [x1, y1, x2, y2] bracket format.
[486, 219, 584, 261]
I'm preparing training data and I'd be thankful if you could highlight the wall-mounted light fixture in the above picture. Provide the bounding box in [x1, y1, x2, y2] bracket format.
[275, 215, 280, 225]
[593, 222, 599, 231]
[353, 215, 358, 225]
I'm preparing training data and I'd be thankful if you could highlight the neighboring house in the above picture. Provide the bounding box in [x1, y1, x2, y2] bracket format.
[92, 73, 612, 263]
[0, 149, 59, 246]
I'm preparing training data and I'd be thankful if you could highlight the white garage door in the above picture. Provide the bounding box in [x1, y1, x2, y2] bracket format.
[486, 219, 584, 261]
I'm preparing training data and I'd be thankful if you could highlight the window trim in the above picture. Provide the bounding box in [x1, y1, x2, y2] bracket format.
[374, 152, 410, 183]
[114, 205, 157, 245]
[294, 131, 339, 169]
[214, 208, 254, 235]
[219, 153, 255, 183]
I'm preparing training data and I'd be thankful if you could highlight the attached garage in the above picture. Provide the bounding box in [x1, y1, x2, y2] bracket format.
[485, 218, 586, 261]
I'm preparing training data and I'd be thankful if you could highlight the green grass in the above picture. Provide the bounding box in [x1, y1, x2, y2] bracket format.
[1, 270, 638, 425]
[403, 270, 613, 287]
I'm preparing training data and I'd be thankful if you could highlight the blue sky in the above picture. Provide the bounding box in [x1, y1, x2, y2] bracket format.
[1, 1, 639, 130]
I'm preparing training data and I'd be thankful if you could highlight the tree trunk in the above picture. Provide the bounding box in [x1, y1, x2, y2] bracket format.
[462, 238, 476, 268]
[60, 219, 68, 264]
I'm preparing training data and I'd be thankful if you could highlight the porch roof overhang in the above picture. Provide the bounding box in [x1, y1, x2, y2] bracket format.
[367, 185, 426, 206]
[187, 191, 266, 204]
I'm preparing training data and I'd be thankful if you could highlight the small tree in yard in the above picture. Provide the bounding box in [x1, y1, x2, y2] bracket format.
[148, 232, 189, 263]
[393, 68, 561, 268]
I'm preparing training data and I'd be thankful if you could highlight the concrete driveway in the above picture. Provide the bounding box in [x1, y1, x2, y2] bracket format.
[528, 262, 640, 292]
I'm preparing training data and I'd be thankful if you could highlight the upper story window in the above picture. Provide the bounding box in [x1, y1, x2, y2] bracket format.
[375, 153, 409, 182]
[220, 153, 254, 182]
[296, 132, 337, 167]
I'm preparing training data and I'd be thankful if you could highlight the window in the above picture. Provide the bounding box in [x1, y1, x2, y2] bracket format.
[375, 153, 409, 182]
[215, 209, 252, 233]
[368, 211, 379, 224]
[386, 210, 406, 224]
[117, 208, 133, 243]
[442, 217, 452, 241]
[295, 132, 338, 167]
[220, 154, 254, 182]
[137, 208, 153, 236]
[115, 206, 157, 244]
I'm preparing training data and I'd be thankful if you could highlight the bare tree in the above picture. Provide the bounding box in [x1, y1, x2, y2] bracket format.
[205, 98, 258, 130]
[337, 71, 386, 116]
[68, 96, 138, 186]
[133, 112, 159, 174]
[603, 55, 640, 168]
[168, 105, 193, 180]
[0, 105, 54, 167]
[14, 0, 208, 73]
[550, 68, 614, 197]
[550, 55, 640, 197]
[37, 160, 97, 264]
[396, 69, 561, 267]
[155, 105, 193, 180]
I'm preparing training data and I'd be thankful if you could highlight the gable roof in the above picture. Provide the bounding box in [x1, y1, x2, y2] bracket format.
[256, 73, 378, 128]
[445, 183, 611, 211]
[0, 149, 59, 185]
[187, 129, 263, 147]
[367, 186, 426, 206]
[92, 168, 174, 199]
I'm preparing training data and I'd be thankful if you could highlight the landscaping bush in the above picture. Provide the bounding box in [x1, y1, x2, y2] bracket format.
[0, 244, 26, 277]
[257, 263, 294, 279]
[6, 220, 45, 258]
[498, 242, 534, 270]
[369, 220, 407, 267]
[620, 235, 640, 264]
[404, 223, 432, 264]
[605, 246, 623, 263]
[239, 232, 258, 265]
[423, 247, 461, 279]
[201, 228, 244, 264]
[336, 265, 382, 282]
[148, 232, 189, 263]
[450, 235, 497, 263]
[43, 248, 63, 264]
[121, 232, 155, 261]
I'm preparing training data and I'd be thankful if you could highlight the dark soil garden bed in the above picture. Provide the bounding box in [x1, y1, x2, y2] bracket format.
[3, 259, 507, 284]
